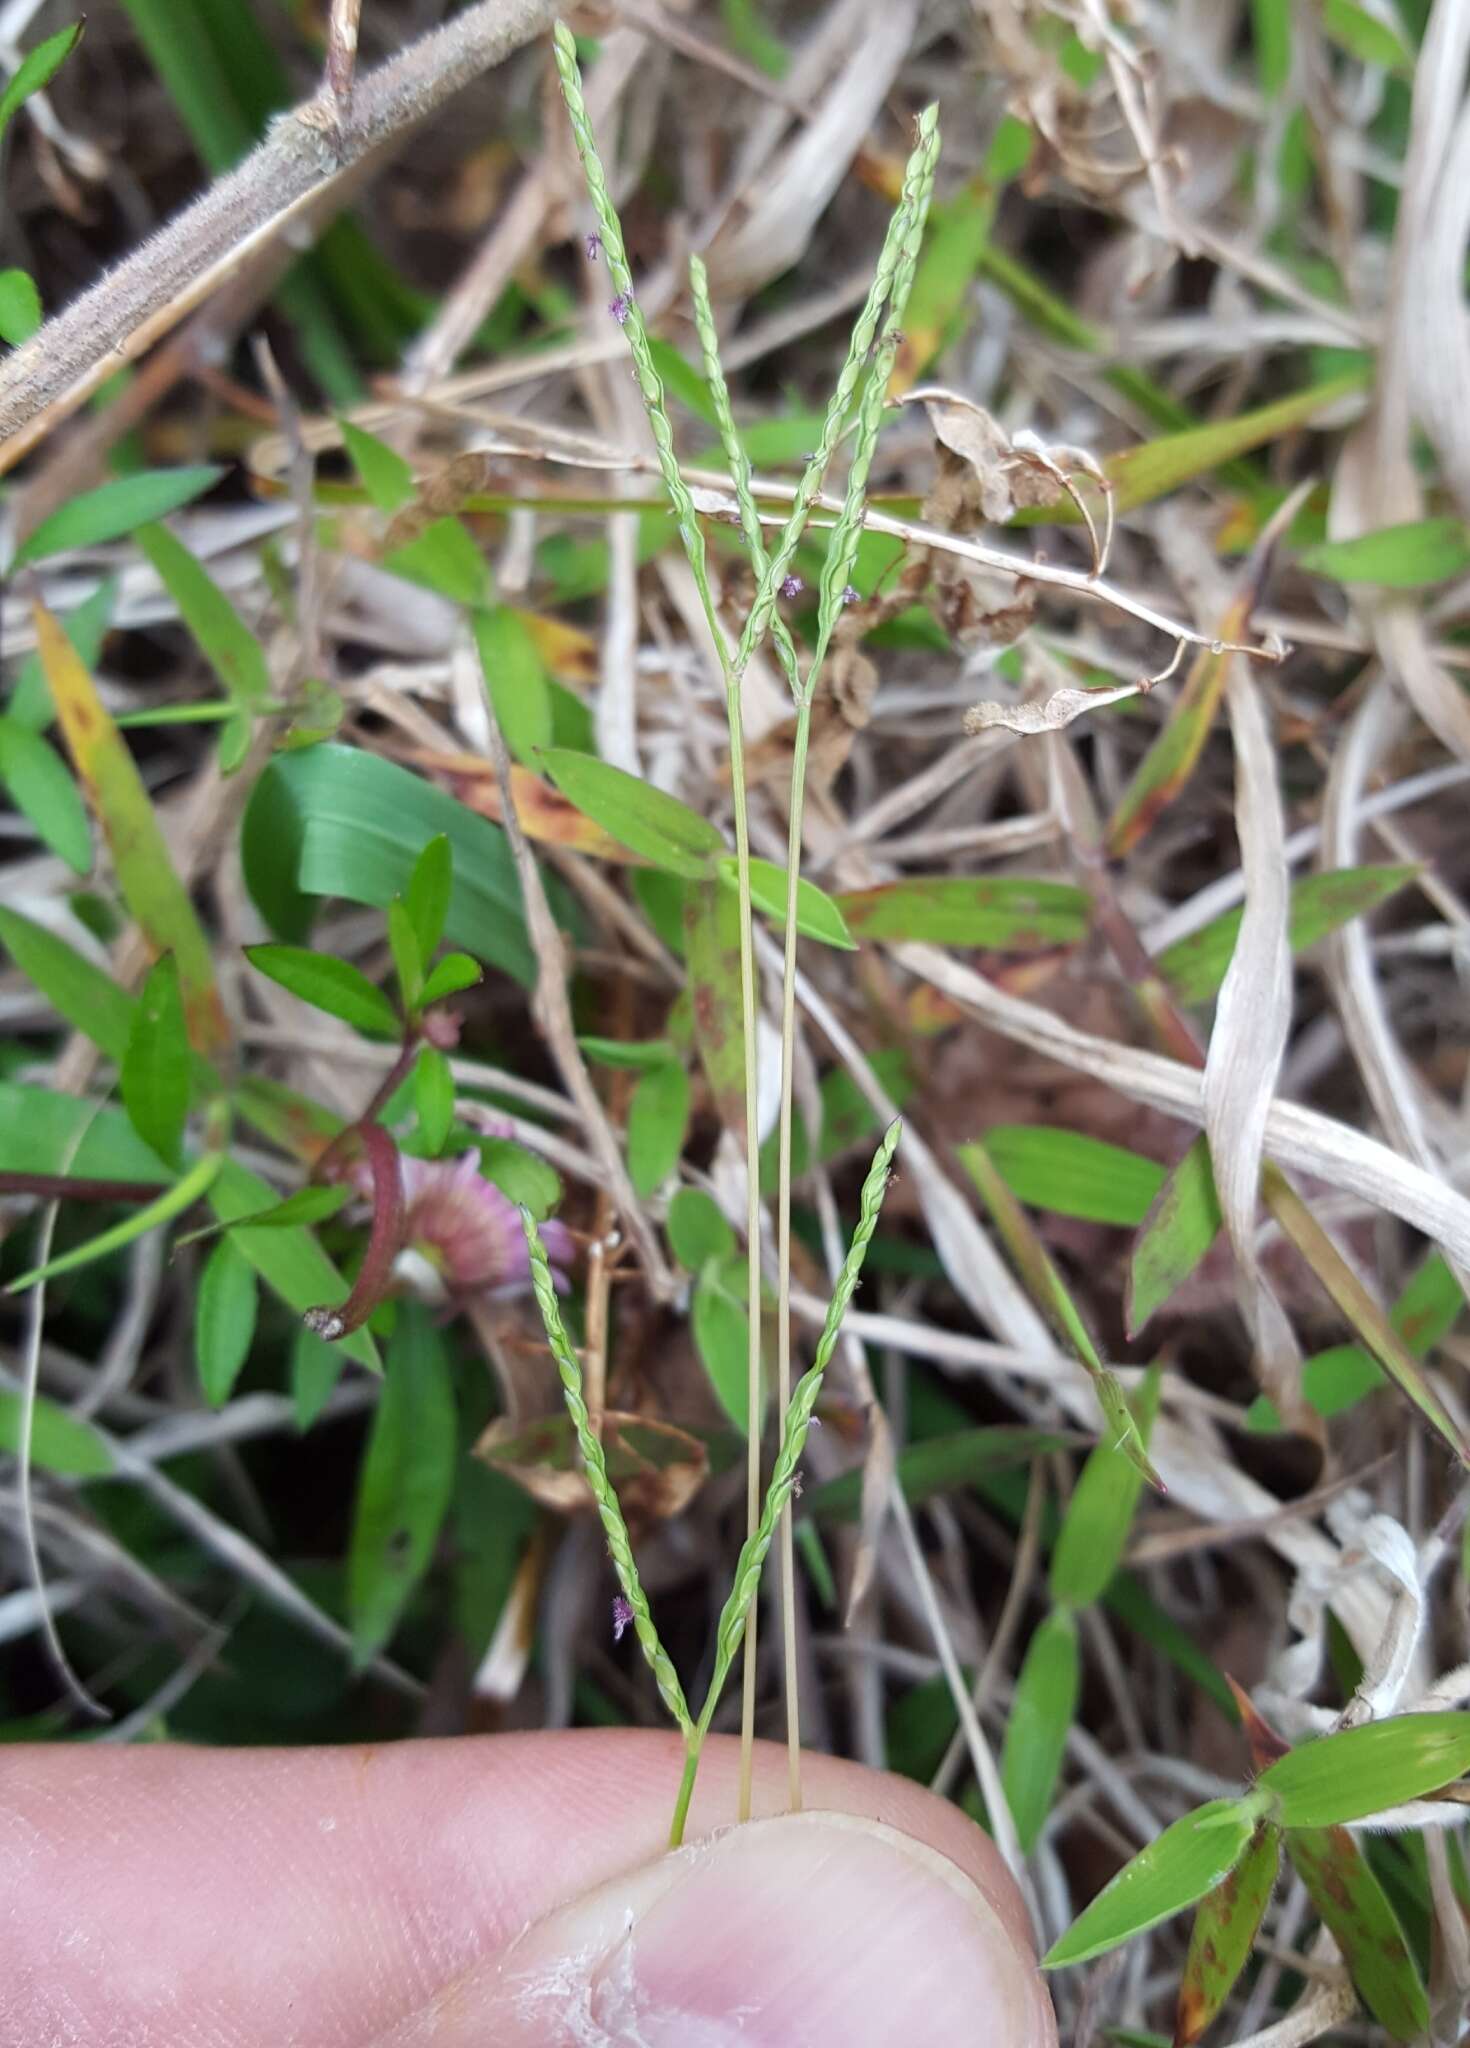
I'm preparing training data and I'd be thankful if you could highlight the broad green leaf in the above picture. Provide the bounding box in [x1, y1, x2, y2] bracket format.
[475, 606, 552, 767]
[693, 1254, 758, 1436]
[0, 1388, 112, 1478]
[195, 1234, 258, 1407]
[8, 1150, 222, 1292]
[383, 516, 488, 605]
[1321, 0, 1415, 74]
[292, 1322, 346, 1431]
[121, 954, 190, 1167]
[0, 1080, 168, 1185]
[1176, 1823, 1281, 2046]
[135, 524, 269, 771]
[627, 1059, 690, 1197]
[1050, 1368, 1162, 1608]
[419, 952, 482, 1008]
[1156, 865, 1417, 1005]
[405, 834, 452, 962]
[724, 856, 856, 949]
[34, 601, 229, 1055]
[808, 1426, 1073, 1522]
[1287, 1828, 1428, 2040]
[208, 1158, 379, 1373]
[478, 1137, 561, 1220]
[386, 898, 423, 1014]
[348, 1304, 456, 1664]
[0, 715, 91, 870]
[540, 747, 723, 879]
[1127, 1135, 1223, 1335]
[13, 467, 223, 569]
[984, 1125, 1166, 1227]
[579, 1035, 680, 1071]
[835, 875, 1090, 949]
[0, 906, 136, 1063]
[1259, 1714, 1470, 1828]
[683, 877, 747, 1132]
[245, 944, 400, 1038]
[667, 1186, 736, 1269]
[240, 744, 534, 986]
[0, 22, 83, 144]
[1001, 1607, 1080, 1852]
[0, 268, 41, 345]
[339, 417, 416, 512]
[414, 1045, 454, 1153]
[1043, 1800, 1259, 1969]
[961, 1141, 1157, 1483]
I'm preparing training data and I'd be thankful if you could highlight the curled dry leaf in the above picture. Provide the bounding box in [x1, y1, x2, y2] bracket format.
[475, 1409, 708, 1523]
[907, 383, 1113, 573]
[964, 681, 1141, 735]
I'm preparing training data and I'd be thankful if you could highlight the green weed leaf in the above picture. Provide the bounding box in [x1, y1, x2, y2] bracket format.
[1287, 1828, 1428, 2039]
[347, 1304, 457, 1665]
[475, 607, 553, 766]
[405, 834, 453, 963]
[1043, 1800, 1259, 1969]
[1127, 1135, 1223, 1335]
[246, 944, 400, 1038]
[419, 952, 482, 1008]
[835, 875, 1089, 949]
[731, 856, 856, 948]
[0, 1388, 112, 1478]
[0, 21, 83, 144]
[0, 267, 42, 344]
[121, 954, 191, 1167]
[984, 1125, 1166, 1227]
[195, 1234, 259, 1407]
[414, 1046, 454, 1153]
[540, 746, 723, 878]
[666, 1187, 735, 1269]
[627, 1059, 690, 1197]
[0, 714, 92, 871]
[14, 467, 222, 569]
[1002, 1606, 1080, 1852]
[693, 1254, 757, 1434]
[339, 417, 416, 512]
[1258, 1714, 1470, 1827]
[1050, 1368, 1162, 1608]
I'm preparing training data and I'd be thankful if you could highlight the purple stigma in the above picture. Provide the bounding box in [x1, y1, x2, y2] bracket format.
[779, 574, 804, 600]
[841, 584, 861, 606]
[611, 1594, 634, 1643]
[608, 291, 633, 327]
[586, 232, 602, 262]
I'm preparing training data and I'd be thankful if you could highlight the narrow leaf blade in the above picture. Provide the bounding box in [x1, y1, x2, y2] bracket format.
[1043, 1801, 1258, 1969]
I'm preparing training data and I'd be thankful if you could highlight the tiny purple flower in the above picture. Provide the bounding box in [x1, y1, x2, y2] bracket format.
[792, 1469, 804, 1499]
[779, 574, 803, 600]
[585, 231, 602, 262]
[608, 291, 633, 327]
[841, 584, 861, 607]
[611, 1594, 634, 1643]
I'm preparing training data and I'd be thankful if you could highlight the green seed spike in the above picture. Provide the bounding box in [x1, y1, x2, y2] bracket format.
[522, 1207, 692, 1736]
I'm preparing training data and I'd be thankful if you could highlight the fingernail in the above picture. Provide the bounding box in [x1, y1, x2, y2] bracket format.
[389, 1811, 1055, 2047]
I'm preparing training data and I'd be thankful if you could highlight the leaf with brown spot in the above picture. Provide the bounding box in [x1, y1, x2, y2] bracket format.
[1175, 1821, 1280, 2045]
[33, 599, 228, 1057]
[1286, 1826, 1428, 2041]
[684, 878, 749, 1136]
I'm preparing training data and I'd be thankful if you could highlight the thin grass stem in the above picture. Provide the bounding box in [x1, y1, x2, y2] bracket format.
[550, 22, 766, 1819]
[768, 107, 939, 1813]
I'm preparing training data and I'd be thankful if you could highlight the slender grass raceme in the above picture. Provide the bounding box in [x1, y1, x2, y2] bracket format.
[540, 19, 921, 1841]
[522, 1209, 692, 1736]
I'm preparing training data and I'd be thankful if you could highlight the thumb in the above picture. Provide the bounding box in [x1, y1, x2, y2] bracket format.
[376, 1807, 1057, 2047]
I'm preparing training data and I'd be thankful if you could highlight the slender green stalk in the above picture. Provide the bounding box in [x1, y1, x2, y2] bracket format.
[767, 109, 940, 1810]
[550, 21, 765, 1816]
[522, 1210, 693, 1734]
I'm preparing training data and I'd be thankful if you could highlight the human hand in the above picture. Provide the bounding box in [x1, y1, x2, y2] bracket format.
[3, 1729, 1058, 2045]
